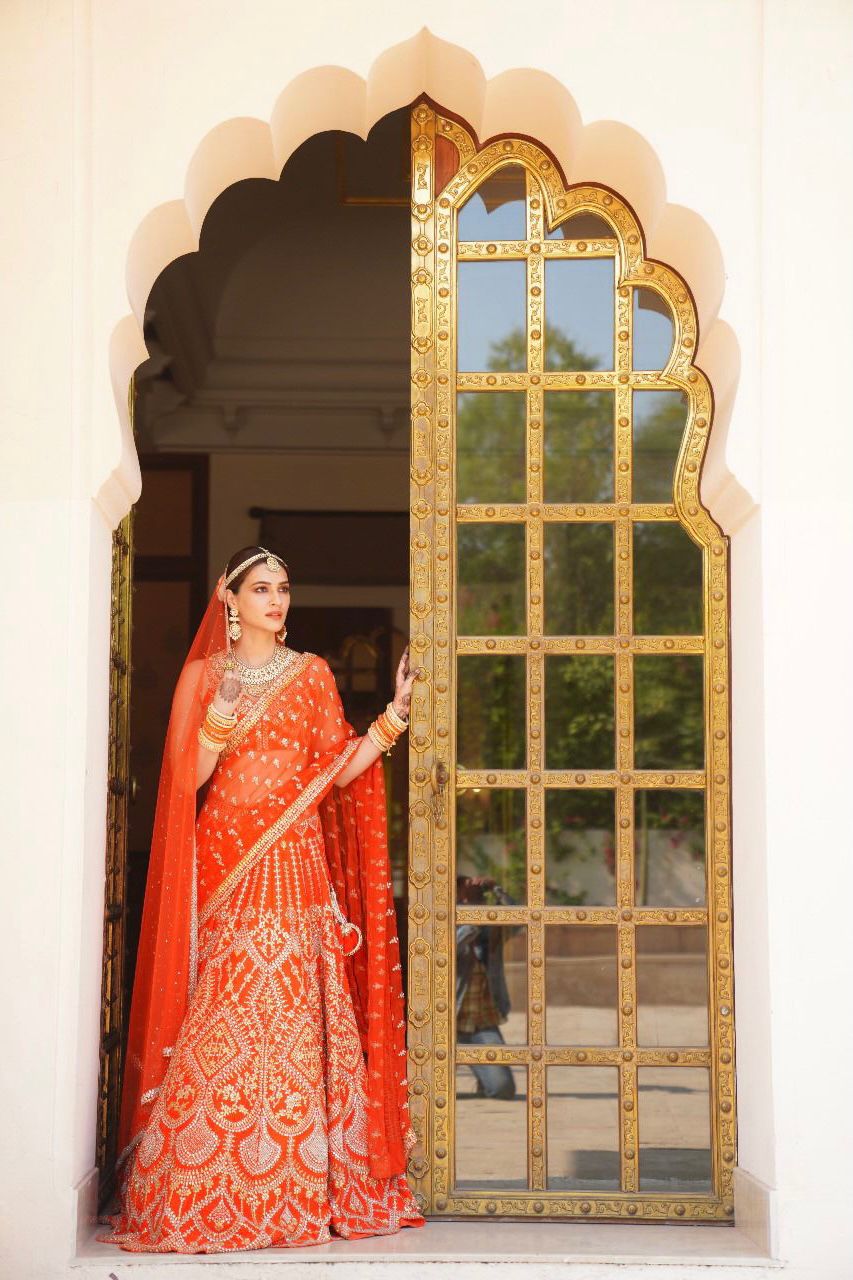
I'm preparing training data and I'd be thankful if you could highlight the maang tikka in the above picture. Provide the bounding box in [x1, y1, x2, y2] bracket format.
[222, 546, 289, 663]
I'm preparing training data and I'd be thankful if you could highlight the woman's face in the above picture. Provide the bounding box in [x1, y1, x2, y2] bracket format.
[227, 562, 291, 636]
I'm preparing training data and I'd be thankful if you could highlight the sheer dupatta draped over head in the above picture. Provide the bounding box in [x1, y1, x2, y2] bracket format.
[117, 580, 413, 1182]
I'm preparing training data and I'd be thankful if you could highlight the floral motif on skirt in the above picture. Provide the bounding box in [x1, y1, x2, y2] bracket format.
[98, 811, 424, 1253]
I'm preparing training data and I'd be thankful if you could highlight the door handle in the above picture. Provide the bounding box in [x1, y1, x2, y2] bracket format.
[429, 760, 449, 827]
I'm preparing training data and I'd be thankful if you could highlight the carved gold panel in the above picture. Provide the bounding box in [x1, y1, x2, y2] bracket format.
[97, 436, 135, 1201]
[407, 102, 734, 1223]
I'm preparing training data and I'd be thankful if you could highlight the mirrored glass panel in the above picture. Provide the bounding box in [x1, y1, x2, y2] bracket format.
[638, 1066, 712, 1193]
[457, 788, 527, 903]
[455, 1065, 528, 1189]
[458, 164, 527, 241]
[457, 655, 526, 770]
[545, 259, 615, 372]
[456, 922, 527, 1045]
[637, 926, 709, 1047]
[545, 656, 615, 770]
[458, 262, 527, 372]
[633, 390, 688, 503]
[633, 288, 674, 371]
[543, 390, 614, 503]
[547, 1066, 620, 1190]
[546, 212, 615, 241]
[633, 523, 703, 635]
[545, 789, 616, 907]
[634, 655, 704, 771]
[635, 790, 706, 908]
[544, 523, 614, 635]
[545, 924, 618, 1046]
[457, 524, 526, 636]
[457, 392, 526, 504]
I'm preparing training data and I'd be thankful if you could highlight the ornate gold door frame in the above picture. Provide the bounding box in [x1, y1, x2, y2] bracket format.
[98, 498, 134, 1202]
[406, 102, 735, 1222]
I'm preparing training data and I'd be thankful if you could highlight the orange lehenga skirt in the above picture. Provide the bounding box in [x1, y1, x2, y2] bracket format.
[99, 662, 424, 1253]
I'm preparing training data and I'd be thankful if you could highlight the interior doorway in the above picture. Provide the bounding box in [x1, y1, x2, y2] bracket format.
[101, 98, 735, 1225]
[98, 106, 414, 1202]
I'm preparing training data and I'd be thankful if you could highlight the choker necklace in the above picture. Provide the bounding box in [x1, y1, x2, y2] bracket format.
[229, 645, 294, 688]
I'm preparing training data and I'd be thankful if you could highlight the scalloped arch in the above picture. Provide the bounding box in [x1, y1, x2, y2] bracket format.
[103, 27, 749, 529]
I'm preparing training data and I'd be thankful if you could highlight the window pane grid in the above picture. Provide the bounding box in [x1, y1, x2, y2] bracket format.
[410, 104, 731, 1220]
[450, 163, 710, 1199]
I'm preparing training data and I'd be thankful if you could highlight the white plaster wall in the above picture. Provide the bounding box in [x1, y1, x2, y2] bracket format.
[1, 1, 852, 1277]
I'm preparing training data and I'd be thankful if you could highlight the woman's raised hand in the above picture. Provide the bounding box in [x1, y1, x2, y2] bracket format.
[212, 671, 242, 718]
[392, 644, 415, 719]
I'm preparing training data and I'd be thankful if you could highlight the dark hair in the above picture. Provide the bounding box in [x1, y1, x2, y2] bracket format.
[225, 546, 290, 593]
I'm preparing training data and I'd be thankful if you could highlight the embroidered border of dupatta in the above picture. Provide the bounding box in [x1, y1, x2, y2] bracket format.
[198, 735, 361, 927]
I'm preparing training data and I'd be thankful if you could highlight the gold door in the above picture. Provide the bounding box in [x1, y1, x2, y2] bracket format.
[98, 497, 134, 1201]
[406, 102, 735, 1222]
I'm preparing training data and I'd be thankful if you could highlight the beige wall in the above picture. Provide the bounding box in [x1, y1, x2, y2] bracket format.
[208, 450, 406, 570]
[207, 450, 410, 630]
[1, 4, 853, 1278]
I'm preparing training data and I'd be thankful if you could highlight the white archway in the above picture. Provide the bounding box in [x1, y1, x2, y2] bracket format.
[90, 26, 773, 1249]
[102, 27, 750, 534]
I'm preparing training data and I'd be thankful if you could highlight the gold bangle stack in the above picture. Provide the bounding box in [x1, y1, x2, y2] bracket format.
[197, 703, 238, 754]
[367, 700, 409, 756]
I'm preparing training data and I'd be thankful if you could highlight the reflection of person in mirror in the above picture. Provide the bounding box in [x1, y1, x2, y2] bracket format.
[456, 875, 516, 1101]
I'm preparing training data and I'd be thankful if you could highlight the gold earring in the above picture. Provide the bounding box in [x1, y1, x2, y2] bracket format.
[275, 623, 288, 645]
[228, 604, 242, 641]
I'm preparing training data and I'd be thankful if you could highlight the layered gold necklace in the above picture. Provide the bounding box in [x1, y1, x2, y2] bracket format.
[229, 644, 296, 689]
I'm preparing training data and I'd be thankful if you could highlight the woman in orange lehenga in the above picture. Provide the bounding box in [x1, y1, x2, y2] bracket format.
[98, 545, 425, 1253]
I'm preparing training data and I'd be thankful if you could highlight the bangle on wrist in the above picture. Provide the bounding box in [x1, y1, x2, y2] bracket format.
[198, 727, 226, 753]
[367, 703, 408, 756]
[367, 721, 394, 753]
[198, 701, 237, 754]
[385, 700, 409, 730]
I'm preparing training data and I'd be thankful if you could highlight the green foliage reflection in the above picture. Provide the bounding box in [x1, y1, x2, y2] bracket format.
[544, 524, 614, 635]
[457, 524, 526, 635]
[457, 655, 526, 770]
[545, 656, 615, 770]
[633, 523, 703, 634]
[633, 390, 688, 503]
[634, 655, 704, 770]
[544, 789, 616, 906]
[456, 789, 527, 902]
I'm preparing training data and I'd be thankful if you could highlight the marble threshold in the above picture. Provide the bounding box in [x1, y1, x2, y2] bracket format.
[75, 1219, 779, 1275]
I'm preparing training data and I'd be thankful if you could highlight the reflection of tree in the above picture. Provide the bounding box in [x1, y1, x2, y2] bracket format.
[545, 790, 614, 906]
[457, 525, 525, 636]
[634, 655, 704, 771]
[634, 525, 702, 634]
[633, 392, 688, 503]
[457, 390, 526, 504]
[457, 655, 526, 772]
[456, 790, 527, 902]
[454, 326, 706, 894]
[458, 328, 614, 505]
[545, 656, 614, 771]
[635, 788, 706, 908]
[545, 525, 614, 635]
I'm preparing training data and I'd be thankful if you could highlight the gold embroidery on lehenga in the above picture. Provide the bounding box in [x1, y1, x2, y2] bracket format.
[105, 843, 421, 1250]
[100, 651, 422, 1252]
[198, 736, 360, 927]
